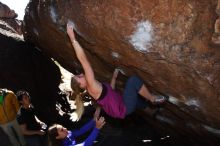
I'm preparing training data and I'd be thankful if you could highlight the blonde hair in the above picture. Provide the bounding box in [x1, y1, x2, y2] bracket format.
[70, 77, 86, 120]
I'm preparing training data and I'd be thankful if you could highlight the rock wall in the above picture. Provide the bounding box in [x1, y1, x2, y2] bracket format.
[23, 0, 220, 145]
[0, 2, 22, 35]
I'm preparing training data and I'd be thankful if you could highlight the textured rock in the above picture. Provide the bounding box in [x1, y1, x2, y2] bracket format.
[0, 18, 23, 37]
[0, 2, 22, 35]
[0, 2, 17, 19]
[212, 0, 220, 45]
[23, 0, 220, 145]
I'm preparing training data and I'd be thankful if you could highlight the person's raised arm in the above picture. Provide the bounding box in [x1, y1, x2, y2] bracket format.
[66, 23, 101, 95]
[110, 68, 120, 89]
[83, 117, 105, 146]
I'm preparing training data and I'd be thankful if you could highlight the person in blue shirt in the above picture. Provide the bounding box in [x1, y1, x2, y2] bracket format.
[48, 116, 105, 146]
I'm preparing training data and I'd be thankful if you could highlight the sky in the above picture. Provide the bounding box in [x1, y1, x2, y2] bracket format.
[1, 0, 29, 20]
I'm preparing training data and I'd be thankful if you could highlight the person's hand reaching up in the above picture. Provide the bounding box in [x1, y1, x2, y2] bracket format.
[95, 116, 105, 129]
[67, 21, 76, 42]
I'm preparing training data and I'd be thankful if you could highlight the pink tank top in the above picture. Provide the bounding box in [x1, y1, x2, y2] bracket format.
[96, 83, 126, 119]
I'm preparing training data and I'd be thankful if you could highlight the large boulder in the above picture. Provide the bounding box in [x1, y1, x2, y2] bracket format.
[23, 0, 220, 145]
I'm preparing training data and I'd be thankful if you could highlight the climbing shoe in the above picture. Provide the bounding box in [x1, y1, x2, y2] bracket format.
[153, 95, 168, 104]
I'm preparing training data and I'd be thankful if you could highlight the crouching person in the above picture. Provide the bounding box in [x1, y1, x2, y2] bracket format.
[16, 90, 47, 146]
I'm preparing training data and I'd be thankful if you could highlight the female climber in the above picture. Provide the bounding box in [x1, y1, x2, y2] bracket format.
[66, 22, 167, 119]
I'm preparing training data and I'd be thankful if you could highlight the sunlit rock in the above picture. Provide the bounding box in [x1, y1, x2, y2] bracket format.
[0, 2, 22, 35]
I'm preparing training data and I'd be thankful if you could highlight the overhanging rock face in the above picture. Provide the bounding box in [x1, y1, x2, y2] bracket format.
[24, 0, 220, 145]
